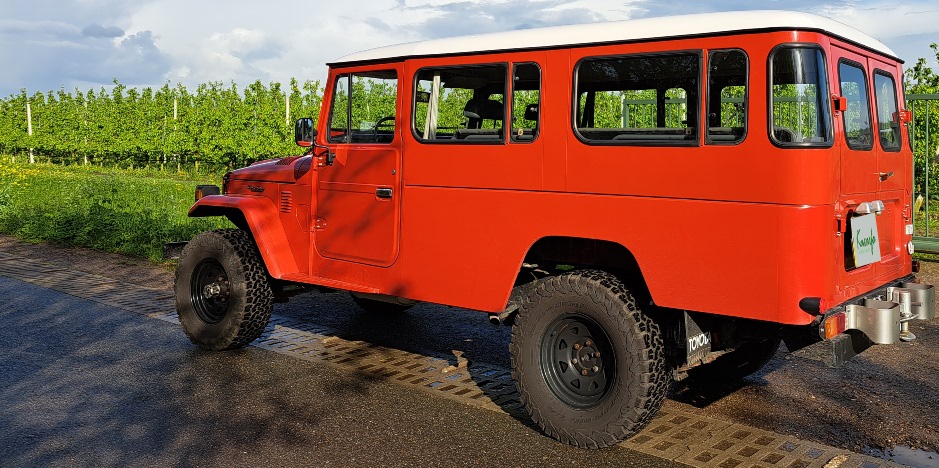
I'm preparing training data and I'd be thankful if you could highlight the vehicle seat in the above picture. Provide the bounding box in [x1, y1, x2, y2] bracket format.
[463, 99, 504, 129]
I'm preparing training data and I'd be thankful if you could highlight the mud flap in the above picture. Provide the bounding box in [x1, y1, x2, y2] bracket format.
[683, 312, 712, 367]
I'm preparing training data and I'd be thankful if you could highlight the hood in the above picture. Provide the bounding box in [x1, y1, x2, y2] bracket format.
[229, 156, 313, 184]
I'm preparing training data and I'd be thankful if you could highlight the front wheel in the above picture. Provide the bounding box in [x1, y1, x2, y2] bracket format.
[510, 270, 669, 449]
[175, 229, 274, 350]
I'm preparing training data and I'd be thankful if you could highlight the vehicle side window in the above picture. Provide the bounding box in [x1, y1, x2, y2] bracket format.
[873, 71, 901, 151]
[574, 53, 700, 145]
[838, 61, 873, 150]
[328, 75, 350, 143]
[769, 47, 832, 146]
[511, 63, 541, 143]
[707, 49, 748, 144]
[328, 71, 398, 144]
[413, 65, 506, 143]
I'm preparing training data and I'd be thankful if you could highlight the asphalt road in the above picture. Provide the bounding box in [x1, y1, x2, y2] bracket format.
[0, 275, 679, 467]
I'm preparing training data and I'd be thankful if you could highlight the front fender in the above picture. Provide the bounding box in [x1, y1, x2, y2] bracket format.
[189, 195, 299, 279]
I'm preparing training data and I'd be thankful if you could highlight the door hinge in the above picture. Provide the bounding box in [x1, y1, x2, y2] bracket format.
[314, 217, 327, 230]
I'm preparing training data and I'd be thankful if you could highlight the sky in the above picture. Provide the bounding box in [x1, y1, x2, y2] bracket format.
[0, 0, 937, 98]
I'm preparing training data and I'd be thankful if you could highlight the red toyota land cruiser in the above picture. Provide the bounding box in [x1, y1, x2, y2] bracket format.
[173, 10, 936, 448]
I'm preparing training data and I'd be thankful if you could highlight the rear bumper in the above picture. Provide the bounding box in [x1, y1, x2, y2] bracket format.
[815, 276, 936, 366]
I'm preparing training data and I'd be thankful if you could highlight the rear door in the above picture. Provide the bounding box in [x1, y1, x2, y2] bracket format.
[832, 45, 905, 283]
[869, 60, 908, 277]
[831, 46, 879, 285]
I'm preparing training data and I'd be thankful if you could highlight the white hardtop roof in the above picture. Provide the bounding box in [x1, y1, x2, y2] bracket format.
[332, 10, 898, 65]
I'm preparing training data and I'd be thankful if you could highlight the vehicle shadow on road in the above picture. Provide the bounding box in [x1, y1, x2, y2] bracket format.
[667, 354, 785, 408]
[0, 290, 346, 466]
[270, 290, 541, 429]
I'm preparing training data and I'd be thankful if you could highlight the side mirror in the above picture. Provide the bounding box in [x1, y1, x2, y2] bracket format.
[295, 118, 316, 147]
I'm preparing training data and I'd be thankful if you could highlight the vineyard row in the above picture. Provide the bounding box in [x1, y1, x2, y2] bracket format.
[0, 79, 324, 169]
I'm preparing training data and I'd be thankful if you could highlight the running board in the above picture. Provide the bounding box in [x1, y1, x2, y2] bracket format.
[280, 273, 380, 294]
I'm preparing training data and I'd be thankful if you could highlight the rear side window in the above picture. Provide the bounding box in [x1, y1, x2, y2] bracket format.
[769, 46, 832, 146]
[838, 60, 873, 150]
[413, 65, 506, 143]
[873, 71, 901, 151]
[574, 53, 700, 145]
[707, 49, 748, 144]
[511, 63, 541, 143]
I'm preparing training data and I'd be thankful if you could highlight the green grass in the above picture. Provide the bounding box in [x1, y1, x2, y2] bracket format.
[0, 157, 231, 261]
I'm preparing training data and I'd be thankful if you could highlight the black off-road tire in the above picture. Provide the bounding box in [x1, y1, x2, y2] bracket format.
[350, 294, 413, 314]
[687, 338, 781, 382]
[175, 229, 274, 350]
[510, 269, 669, 449]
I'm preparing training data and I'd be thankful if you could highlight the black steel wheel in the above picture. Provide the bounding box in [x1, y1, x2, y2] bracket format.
[190, 258, 231, 324]
[175, 229, 273, 350]
[540, 315, 616, 409]
[511, 269, 669, 449]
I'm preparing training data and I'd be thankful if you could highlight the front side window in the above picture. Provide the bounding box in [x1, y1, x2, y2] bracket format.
[328, 75, 350, 143]
[707, 49, 748, 144]
[328, 71, 398, 144]
[838, 61, 873, 150]
[574, 53, 699, 145]
[770, 47, 832, 146]
[413, 65, 506, 143]
[873, 71, 901, 151]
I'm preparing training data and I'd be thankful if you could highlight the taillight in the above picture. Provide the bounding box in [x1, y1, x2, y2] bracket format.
[824, 312, 846, 339]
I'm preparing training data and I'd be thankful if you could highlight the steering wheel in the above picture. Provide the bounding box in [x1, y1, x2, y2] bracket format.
[373, 116, 396, 141]
[773, 126, 795, 143]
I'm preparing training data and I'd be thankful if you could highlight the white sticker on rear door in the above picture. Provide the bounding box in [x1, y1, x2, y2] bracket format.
[906, 224, 914, 235]
[852, 214, 881, 267]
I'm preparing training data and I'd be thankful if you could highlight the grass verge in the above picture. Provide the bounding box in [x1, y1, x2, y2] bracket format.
[0, 158, 231, 261]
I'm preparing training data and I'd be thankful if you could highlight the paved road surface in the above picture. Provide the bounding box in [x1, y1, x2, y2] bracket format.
[0, 275, 678, 467]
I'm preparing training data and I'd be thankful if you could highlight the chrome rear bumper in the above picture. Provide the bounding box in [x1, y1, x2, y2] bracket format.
[842, 282, 935, 344]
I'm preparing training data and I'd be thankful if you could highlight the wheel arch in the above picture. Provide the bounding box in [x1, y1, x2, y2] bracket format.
[189, 196, 299, 278]
[513, 236, 652, 302]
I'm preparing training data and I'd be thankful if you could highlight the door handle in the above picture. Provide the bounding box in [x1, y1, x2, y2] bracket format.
[879, 172, 894, 181]
[376, 188, 393, 199]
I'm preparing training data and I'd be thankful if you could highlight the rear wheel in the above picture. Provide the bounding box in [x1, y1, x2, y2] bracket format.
[175, 229, 273, 350]
[510, 270, 669, 448]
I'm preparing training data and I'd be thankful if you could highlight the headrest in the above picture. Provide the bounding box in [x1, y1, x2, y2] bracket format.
[463, 99, 504, 121]
[524, 104, 538, 121]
